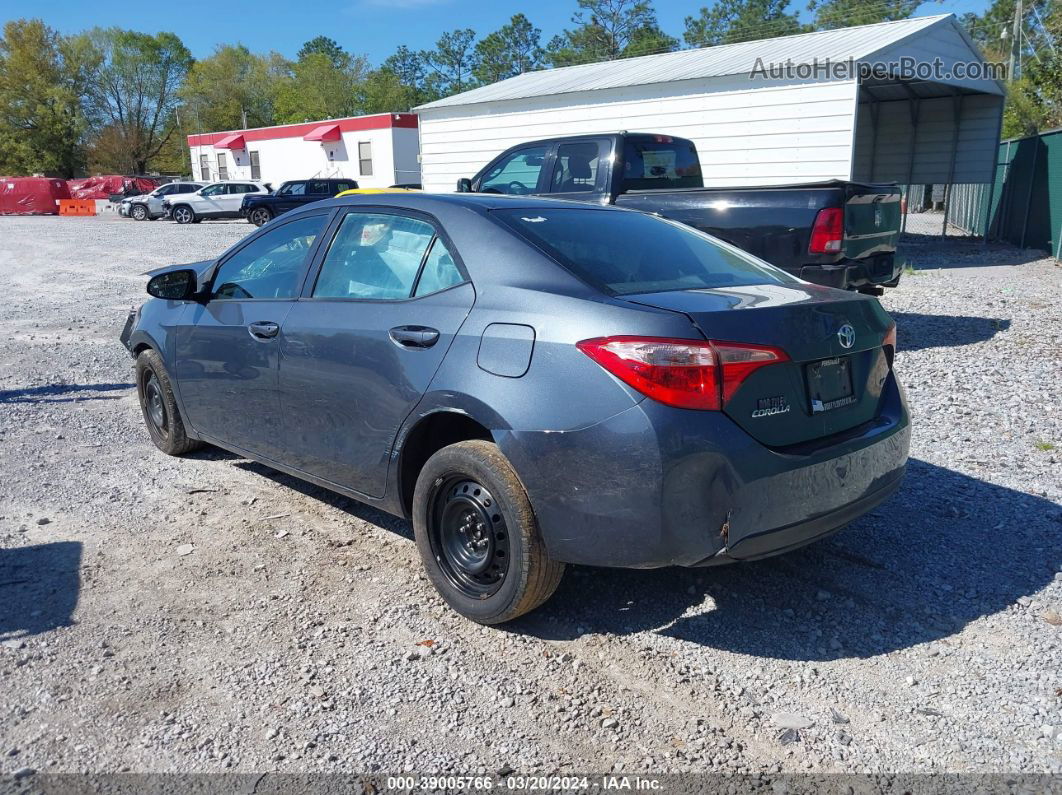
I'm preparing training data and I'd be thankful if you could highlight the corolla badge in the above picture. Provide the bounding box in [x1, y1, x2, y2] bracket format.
[837, 323, 856, 349]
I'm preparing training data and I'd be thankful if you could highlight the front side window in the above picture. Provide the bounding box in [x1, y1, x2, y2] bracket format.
[479, 146, 547, 195]
[358, 142, 373, 176]
[279, 181, 306, 196]
[210, 214, 327, 300]
[493, 208, 797, 295]
[314, 212, 435, 300]
[200, 184, 224, 197]
[550, 142, 600, 193]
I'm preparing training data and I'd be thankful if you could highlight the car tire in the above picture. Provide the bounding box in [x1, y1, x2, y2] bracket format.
[412, 439, 565, 624]
[172, 205, 195, 225]
[135, 349, 203, 456]
[130, 203, 148, 221]
[249, 207, 272, 227]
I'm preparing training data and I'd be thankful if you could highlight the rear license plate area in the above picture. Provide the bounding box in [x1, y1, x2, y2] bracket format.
[807, 356, 855, 413]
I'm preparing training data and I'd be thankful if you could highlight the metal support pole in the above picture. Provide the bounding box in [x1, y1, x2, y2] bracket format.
[940, 92, 964, 238]
[901, 92, 921, 237]
[1019, 138, 1040, 249]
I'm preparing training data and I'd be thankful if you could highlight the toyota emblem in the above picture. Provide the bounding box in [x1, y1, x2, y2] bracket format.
[837, 323, 856, 349]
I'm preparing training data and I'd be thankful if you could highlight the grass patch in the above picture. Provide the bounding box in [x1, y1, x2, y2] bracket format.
[1033, 440, 1056, 452]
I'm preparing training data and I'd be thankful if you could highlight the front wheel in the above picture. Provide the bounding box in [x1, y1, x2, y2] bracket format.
[130, 203, 148, 221]
[171, 205, 195, 225]
[249, 207, 272, 227]
[135, 349, 203, 456]
[413, 440, 564, 624]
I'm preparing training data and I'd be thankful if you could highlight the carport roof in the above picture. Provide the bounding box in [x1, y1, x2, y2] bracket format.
[417, 14, 999, 111]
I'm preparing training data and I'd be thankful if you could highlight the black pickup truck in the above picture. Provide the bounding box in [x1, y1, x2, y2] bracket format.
[241, 177, 359, 226]
[456, 133, 902, 293]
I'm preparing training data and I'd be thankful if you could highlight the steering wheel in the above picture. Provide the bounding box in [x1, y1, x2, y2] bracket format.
[507, 181, 530, 195]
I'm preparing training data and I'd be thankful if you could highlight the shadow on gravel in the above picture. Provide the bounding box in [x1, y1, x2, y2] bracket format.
[512, 459, 1062, 660]
[0, 382, 133, 404]
[898, 234, 1047, 269]
[0, 541, 82, 640]
[889, 312, 1011, 351]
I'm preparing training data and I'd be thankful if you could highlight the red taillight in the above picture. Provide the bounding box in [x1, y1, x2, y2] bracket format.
[576, 336, 788, 411]
[809, 207, 844, 254]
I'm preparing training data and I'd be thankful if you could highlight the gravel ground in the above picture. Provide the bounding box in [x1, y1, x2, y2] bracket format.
[0, 215, 1060, 779]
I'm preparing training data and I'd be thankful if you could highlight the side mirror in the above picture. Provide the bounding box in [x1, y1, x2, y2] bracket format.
[147, 269, 199, 301]
[456, 177, 472, 193]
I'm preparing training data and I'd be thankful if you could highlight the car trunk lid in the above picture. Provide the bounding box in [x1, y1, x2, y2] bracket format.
[622, 283, 894, 447]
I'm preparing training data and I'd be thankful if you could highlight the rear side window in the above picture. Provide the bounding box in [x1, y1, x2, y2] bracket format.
[622, 137, 702, 191]
[211, 215, 326, 300]
[313, 213, 435, 300]
[414, 238, 464, 297]
[549, 142, 600, 193]
[493, 208, 796, 295]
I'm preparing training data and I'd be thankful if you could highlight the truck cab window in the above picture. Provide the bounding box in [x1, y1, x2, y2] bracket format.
[550, 142, 600, 193]
[480, 146, 547, 195]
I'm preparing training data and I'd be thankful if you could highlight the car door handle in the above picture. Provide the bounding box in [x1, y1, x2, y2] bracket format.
[389, 325, 440, 349]
[248, 321, 280, 340]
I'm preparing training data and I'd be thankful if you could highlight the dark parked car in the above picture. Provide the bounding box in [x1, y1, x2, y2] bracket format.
[241, 178, 359, 226]
[120, 193, 910, 624]
[458, 132, 903, 294]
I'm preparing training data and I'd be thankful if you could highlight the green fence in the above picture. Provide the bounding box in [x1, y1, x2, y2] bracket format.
[948, 127, 1062, 253]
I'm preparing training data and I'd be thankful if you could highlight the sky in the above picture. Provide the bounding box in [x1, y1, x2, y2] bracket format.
[4, 0, 994, 66]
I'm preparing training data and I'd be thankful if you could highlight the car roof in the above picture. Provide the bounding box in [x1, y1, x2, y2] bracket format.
[313, 192, 632, 215]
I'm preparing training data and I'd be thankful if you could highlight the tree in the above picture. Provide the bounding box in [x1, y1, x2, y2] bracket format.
[179, 44, 283, 133]
[0, 19, 88, 177]
[76, 28, 192, 173]
[356, 68, 419, 113]
[381, 45, 438, 106]
[808, 0, 921, 31]
[422, 29, 480, 97]
[684, 0, 806, 47]
[273, 51, 368, 123]
[297, 35, 345, 67]
[547, 0, 678, 66]
[474, 14, 545, 85]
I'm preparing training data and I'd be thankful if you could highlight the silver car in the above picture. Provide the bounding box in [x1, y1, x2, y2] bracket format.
[120, 182, 204, 221]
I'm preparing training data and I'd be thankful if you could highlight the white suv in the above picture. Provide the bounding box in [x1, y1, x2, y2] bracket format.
[164, 182, 271, 224]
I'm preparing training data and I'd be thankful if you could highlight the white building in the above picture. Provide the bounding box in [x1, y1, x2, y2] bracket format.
[415, 15, 1004, 192]
[186, 113, 421, 188]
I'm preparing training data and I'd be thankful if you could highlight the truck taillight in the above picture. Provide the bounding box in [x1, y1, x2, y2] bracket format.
[576, 336, 789, 410]
[809, 207, 844, 254]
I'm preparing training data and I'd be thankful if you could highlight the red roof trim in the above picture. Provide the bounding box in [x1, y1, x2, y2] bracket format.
[303, 123, 341, 142]
[213, 133, 246, 149]
[188, 113, 418, 148]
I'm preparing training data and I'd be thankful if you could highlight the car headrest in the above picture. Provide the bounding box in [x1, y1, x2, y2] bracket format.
[568, 155, 592, 179]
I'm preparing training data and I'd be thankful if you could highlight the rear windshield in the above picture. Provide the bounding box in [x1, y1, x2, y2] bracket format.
[622, 137, 702, 191]
[493, 208, 797, 295]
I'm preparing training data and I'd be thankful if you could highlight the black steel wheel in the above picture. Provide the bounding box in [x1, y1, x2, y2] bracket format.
[413, 439, 565, 624]
[429, 478, 510, 599]
[135, 349, 203, 456]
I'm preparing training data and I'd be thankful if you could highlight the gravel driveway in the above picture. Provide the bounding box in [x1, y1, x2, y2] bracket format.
[0, 215, 1059, 779]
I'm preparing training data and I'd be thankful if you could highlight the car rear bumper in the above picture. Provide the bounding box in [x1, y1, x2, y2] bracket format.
[798, 253, 900, 290]
[499, 372, 910, 569]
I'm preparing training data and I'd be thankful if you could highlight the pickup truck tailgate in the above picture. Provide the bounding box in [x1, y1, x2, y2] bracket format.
[843, 184, 901, 260]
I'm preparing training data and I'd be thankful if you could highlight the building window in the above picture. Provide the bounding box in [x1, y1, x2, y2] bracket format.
[217, 152, 228, 180]
[199, 154, 210, 182]
[358, 142, 373, 177]
[249, 151, 261, 180]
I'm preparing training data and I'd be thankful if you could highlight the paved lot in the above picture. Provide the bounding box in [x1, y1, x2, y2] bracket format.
[0, 214, 1060, 777]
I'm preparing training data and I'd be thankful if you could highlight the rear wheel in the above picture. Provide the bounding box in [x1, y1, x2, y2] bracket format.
[249, 207, 272, 227]
[135, 349, 202, 456]
[130, 203, 148, 221]
[172, 205, 195, 225]
[413, 440, 564, 624]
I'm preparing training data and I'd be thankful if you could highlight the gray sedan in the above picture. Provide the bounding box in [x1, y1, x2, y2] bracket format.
[120, 193, 910, 624]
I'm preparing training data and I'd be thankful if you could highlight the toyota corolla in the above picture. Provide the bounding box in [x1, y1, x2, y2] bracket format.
[120, 193, 910, 624]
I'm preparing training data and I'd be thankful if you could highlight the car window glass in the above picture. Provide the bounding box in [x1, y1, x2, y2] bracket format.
[334, 182, 354, 194]
[201, 184, 223, 196]
[414, 238, 464, 297]
[550, 142, 600, 193]
[494, 208, 798, 294]
[211, 214, 327, 300]
[280, 182, 306, 196]
[480, 146, 547, 195]
[314, 213, 435, 300]
[309, 180, 329, 195]
[621, 137, 702, 191]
